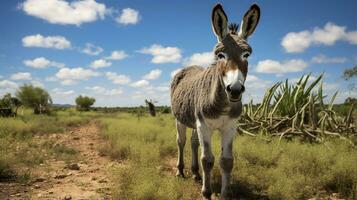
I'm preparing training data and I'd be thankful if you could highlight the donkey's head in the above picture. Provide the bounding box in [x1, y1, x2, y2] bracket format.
[212, 4, 260, 102]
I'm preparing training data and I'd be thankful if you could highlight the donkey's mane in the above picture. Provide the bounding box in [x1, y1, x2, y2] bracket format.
[228, 23, 239, 35]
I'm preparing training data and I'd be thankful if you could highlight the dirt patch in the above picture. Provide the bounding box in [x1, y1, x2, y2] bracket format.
[0, 121, 120, 200]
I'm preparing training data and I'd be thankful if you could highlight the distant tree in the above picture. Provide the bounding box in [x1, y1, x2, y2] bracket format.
[344, 97, 357, 105]
[0, 93, 12, 108]
[343, 66, 357, 90]
[75, 95, 95, 111]
[16, 84, 52, 114]
[343, 66, 357, 80]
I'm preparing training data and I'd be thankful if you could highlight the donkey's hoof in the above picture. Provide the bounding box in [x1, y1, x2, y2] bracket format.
[175, 170, 185, 178]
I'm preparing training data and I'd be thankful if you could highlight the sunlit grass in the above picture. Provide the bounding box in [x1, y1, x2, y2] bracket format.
[100, 113, 357, 200]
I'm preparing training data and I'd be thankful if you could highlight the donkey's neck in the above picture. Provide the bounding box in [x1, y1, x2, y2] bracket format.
[198, 64, 243, 119]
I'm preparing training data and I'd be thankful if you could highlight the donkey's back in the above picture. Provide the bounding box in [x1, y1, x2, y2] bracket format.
[171, 66, 205, 128]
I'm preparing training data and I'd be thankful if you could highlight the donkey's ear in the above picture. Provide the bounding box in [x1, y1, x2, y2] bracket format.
[238, 4, 260, 39]
[211, 4, 228, 42]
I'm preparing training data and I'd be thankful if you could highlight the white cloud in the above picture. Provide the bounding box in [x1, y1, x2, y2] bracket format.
[90, 59, 112, 69]
[116, 8, 140, 25]
[184, 52, 214, 67]
[0, 80, 19, 89]
[130, 80, 149, 88]
[155, 86, 169, 92]
[56, 68, 100, 85]
[24, 57, 65, 69]
[106, 72, 131, 85]
[81, 43, 103, 55]
[245, 75, 272, 89]
[170, 68, 182, 78]
[86, 86, 123, 96]
[281, 31, 312, 53]
[20, 0, 107, 26]
[31, 80, 44, 88]
[22, 34, 71, 49]
[142, 69, 162, 80]
[60, 79, 77, 86]
[256, 59, 308, 74]
[311, 54, 348, 64]
[139, 44, 182, 64]
[10, 72, 32, 81]
[45, 76, 57, 82]
[105, 50, 128, 60]
[52, 88, 75, 96]
[345, 31, 357, 44]
[282, 22, 357, 53]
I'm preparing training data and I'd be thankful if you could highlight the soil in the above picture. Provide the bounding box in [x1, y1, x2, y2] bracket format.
[0, 122, 120, 200]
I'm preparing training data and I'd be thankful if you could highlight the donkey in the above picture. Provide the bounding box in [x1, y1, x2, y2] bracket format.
[170, 3, 260, 199]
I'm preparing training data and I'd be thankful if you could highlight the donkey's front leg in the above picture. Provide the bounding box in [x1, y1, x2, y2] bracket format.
[219, 123, 236, 199]
[197, 119, 214, 200]
[191, 129, 201, 181]
[176, 120, 187, 177]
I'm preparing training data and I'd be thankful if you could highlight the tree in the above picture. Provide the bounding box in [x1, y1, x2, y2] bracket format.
[343, 66, 357, 80]
[16, 84, 52, 114]
[75, 95, 95, 111]
[344, 97, 357, 105]
[0, 93, 12, 108]
[0, 93, 22, 115]
[343, 66, 357, 90]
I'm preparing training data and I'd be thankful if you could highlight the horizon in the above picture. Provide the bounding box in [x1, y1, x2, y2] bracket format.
[1, 0, 356, 107]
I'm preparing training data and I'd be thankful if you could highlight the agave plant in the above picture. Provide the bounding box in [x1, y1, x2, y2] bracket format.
[238, 74, 356, 146]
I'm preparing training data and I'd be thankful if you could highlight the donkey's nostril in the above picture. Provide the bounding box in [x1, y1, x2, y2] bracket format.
[226, 85, 232, 92]
[241, 85, 245, 93]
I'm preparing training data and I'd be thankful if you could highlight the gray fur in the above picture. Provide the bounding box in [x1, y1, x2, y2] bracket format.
[170, 64, 242, 129]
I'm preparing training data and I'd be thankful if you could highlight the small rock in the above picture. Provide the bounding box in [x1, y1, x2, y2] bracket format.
[35, 177, 46, 182]
[48, 191, 53, 194]
[64, 195, 72, 200]
[89, 143, 94, 146]
[67, 163, 80, 170]
[16, 193, 21, 197]
[73, 136, 80, 140]
[91, 177, 97, 181]
[98, 178, 107, 183]
[54, 174, 67, 179]
[34, 184, 40, 189]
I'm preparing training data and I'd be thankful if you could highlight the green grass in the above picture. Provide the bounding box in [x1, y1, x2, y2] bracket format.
[0, 109, 92, 182]
[99, 113, 357, 200]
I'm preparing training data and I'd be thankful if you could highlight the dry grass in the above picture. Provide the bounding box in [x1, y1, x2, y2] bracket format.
[0, 109, 92, 182]
[99, 113, 357, 200]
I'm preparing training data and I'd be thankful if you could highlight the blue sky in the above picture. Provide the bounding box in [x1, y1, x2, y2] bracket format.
[0, 0, 356, 106]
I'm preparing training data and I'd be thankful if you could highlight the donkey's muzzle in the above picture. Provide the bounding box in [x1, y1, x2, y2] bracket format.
[226, 84, 245, 102]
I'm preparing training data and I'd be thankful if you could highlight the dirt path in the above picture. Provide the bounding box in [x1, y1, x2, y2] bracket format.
[1, 122, 119, 200]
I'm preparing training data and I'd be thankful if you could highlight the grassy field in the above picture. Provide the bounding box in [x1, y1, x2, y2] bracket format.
[1, 107, 356, 199]
[99, 112, 357, 200]
[0, 109, 94, 182]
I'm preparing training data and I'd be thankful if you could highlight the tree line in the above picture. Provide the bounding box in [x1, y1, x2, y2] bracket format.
[0, 84, 96, 116]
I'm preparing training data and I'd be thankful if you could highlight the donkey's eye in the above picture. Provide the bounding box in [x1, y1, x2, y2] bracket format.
[217, 52, 227, 60]
[241, 52, 251, 61]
